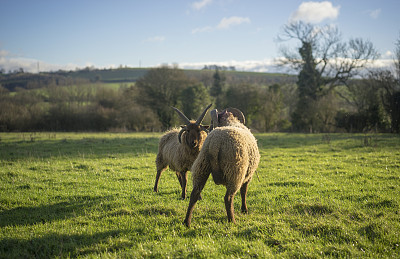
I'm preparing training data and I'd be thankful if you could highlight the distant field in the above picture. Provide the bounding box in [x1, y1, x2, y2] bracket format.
[0, 67, 296, 92]
[0, 132, 399, 258]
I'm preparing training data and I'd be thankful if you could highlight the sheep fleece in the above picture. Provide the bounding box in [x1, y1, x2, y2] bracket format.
[191, 126, 260, 190]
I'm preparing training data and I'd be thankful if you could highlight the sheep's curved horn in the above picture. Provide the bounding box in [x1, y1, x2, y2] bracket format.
[195, 103, 212, 125]
[226, 108, 245, 125]
[172, 107, 191, 125]
[178, 126, 186, 143]
[210, 109, 218, 131]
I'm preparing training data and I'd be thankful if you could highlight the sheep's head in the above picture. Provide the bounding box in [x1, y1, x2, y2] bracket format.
[172, 104, 212, 148]
[210, 107, 245, 131]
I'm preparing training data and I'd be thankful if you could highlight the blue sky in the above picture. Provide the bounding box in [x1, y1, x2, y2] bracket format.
[1, 0, 399, 73]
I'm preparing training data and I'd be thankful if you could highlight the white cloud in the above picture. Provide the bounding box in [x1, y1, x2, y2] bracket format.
[175, 56, 395, 74]
[144, 36, 165, 43]
[290, 1, 340, 23]
[383, 50, 393, 58]
[0, 49, 95, 73]
[0, 50, 10, 57]
[0, 56, 78, 73]
[367, 58, 393, 70]
[0, 54, 394, 74]
[217, 16, 251, 29]
[192, 0, 212, 10]
[192, 16, 251, 34]
[368, 8, 381, 19]
[192, 26, 214, 34]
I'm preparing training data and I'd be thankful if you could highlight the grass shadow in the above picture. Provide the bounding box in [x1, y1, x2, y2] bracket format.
[295, 224, 353, 244]
[0, 230, 129, 258]
[268, 181, 314, 188]
[0, 136, 159, 161]
[138, 207, 178, 216]
[0, 195, 113, 227]
[256, 133, 400, 151]
[293, 203, 333, 216]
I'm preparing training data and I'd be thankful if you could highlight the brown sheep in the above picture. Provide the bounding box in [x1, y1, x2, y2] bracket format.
[184, 108, 260, 226]
[154, 104, 211, 199]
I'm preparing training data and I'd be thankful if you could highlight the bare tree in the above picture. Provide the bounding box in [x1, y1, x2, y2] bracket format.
[278, 21, 379, 132]
[278, 21, 379, 91]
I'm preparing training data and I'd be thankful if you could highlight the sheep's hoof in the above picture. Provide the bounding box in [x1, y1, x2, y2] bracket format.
[183, 220, 190, 227]
[241, 208, 248, 214]
[153, 188, 158, 193]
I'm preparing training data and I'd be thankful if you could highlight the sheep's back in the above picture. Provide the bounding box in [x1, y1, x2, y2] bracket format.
[196, 126, 260, 185]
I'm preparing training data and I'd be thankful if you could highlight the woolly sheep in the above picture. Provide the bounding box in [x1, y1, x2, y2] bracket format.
[154, 104, 212, 199]
[184, 108, 260, 226]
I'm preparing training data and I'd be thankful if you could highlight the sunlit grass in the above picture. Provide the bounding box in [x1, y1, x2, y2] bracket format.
[0, 132, 399, 258]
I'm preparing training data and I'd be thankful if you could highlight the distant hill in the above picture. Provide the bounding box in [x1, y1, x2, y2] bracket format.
[55, 67, 149, 83]
[0, 68, 149, 91]
[184, 69, 297, 86]
[0, 67, 297, 91]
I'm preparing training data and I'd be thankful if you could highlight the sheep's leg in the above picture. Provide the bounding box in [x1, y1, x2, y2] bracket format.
[184, 188, 201, 227]
[224, 189, 236, 223]
[184, 173, 209, 227]
[179, 171, 188, 200]
[154, 153, 167, 193]
[153, 167, 166, 193]
[176, 172, 183, 188]
[240, 181, 249, 213]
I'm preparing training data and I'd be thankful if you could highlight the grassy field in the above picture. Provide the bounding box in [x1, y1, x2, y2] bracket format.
[0, 132, 399, 258]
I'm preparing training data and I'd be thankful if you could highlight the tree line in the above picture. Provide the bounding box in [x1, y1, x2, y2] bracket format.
[0, 64, 398, 133]
[0, 22, 399, 133]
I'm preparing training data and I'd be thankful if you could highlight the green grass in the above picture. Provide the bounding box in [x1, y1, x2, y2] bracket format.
[0, 132, 399, 258]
